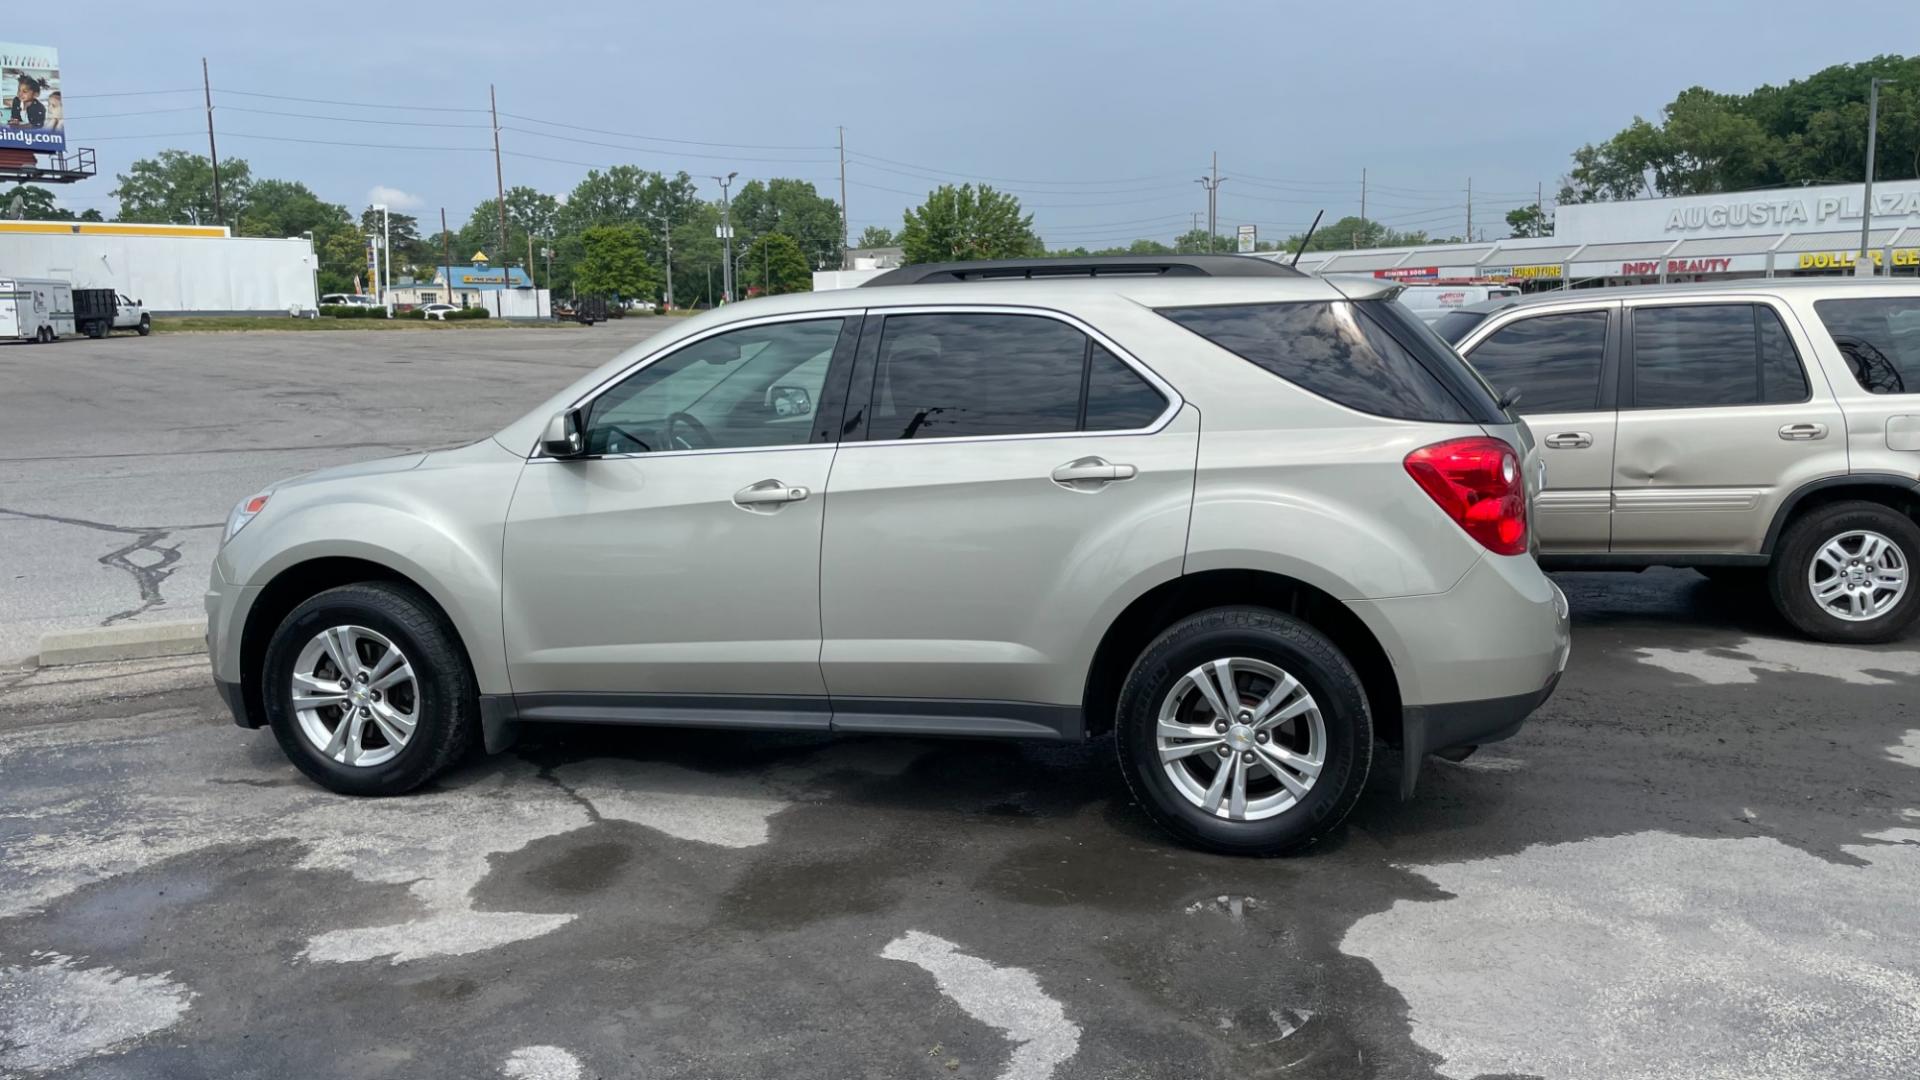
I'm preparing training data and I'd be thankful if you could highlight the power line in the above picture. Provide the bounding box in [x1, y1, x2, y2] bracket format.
[216, 104, 493, 129]
[215, 87, 490, 113]
[63, 88, 200, 100]
[496, 110, 832, 152]
[501, 126, 835, 165]
[220, 129, 492, 152]
[845, 149, 1193, 188]
[65, 107, 203, 121]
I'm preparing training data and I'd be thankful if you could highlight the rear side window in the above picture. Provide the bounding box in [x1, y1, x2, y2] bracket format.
[868, 313, 1168, 440]
[1159, 301, 1479, 422]
[1630, 304, 1810, 409]
[1813, 296, 1920, 394]
[1431, 309, 1488, 344]
[1466, 311, 1608, 413]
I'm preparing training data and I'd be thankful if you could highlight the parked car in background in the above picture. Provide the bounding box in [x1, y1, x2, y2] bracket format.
[1443, 278, 1920, 642]
[207, 256, 1568, 856]
[419, 303, 460, 321]
[320, 294, 381, 308]
[1397, 282, 1521, 323]
[73, 289, 150, 338]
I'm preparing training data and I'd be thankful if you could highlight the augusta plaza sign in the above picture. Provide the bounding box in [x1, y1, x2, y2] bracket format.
[1555, 179, 1920, 244]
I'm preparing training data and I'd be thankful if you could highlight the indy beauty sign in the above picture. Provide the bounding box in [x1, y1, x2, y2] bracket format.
[0, 44, 63, 153]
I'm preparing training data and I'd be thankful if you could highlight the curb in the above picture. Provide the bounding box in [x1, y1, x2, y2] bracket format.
[37, 621, 207, 667]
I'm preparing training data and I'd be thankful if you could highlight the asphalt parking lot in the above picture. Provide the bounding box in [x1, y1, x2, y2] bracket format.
[2, 328, 1918, 1079]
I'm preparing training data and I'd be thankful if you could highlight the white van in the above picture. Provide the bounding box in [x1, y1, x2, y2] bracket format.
[1396, 283, 1520, 323]
[0, 278, 74, 342]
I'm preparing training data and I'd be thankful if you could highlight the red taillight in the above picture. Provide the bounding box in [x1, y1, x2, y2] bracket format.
[1403, 437, 1528, 556]
[244, 495, 270, 514]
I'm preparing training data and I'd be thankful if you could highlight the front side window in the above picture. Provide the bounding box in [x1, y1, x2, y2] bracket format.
[1467, 310, 1608, 413]
[583, 317, 847, 454]
[1813, 296, 1920, 394]
[1158, 301, 1478, 422]
[868, 313, 1166, 440]
[1631, 303, 1810, 409]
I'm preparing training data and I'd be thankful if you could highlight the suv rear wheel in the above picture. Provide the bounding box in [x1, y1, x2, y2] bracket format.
[1771, 501, 1920, 643]
[261, 582, 478, 795]
[1115, 607, 1372, 855]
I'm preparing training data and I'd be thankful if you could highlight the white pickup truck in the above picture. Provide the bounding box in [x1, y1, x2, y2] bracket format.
[74, 288, 151, 338]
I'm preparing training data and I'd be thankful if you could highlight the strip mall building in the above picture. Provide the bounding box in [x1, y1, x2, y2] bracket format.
[1275, 179, 1920, 287]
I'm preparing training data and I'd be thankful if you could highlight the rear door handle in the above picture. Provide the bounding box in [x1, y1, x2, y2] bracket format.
[1051, 457, 1138, 489]
[732, 479, 810, 509]
[1778, 422, 1828, 441]
[1543, 431, 1593, 449]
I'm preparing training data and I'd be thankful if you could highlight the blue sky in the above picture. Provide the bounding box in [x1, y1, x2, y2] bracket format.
[51, 0, 1920, 244]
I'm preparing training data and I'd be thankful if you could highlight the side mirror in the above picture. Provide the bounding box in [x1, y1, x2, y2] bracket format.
[769, 384, 813, 418]
[541, 408, 586, 458]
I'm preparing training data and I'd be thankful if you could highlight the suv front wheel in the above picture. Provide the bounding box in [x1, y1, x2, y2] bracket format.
[1771, 501, 1920, 643]
[1115, 607, 1372, 855]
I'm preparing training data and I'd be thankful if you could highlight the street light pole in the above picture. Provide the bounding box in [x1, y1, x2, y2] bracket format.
[1858, 77, 1896, 277]
[654, 210, 674, 311]
[372, 203, 390, 305]
[713, 172, 737, 302]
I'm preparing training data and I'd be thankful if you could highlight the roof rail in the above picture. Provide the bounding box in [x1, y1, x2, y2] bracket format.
[859, 254, 1303, 287]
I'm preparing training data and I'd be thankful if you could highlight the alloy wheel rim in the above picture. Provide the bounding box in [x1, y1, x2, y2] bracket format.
[1155, 656, 1326, 822]
[1808, 530, 1908, 623]
[290, 625, 418, 767]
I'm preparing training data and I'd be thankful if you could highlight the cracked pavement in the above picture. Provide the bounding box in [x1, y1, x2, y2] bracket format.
[1, 571, 1917, 1079]
[0, 325, 666, 662]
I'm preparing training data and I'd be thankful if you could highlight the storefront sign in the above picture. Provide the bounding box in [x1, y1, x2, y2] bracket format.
[1617, 257, 1735, 276]
[1798, 249, 1920, 270]
[1375, 266, 1438, 280]
[1511, 264, 1562, 279]
[1555, 180, 1920, 244]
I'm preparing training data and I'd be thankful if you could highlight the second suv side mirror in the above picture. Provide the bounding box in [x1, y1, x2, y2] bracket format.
[541, 408, 586, 458]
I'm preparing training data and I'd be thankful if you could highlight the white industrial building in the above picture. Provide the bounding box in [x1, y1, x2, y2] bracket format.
[1271, 178, 1920, 287]
[0, 221, 317, 314]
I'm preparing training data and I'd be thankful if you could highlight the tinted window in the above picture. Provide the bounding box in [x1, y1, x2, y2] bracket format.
[871, 313, 1087, 439]
[1084, 344, 1168, 430]
[1467, 311, 1608, 413]
[1431, 309, 1488, 344]
[584, 318, 845, 454]
[1814, 296, 1920, 394]
[1159, 301, 1474, 422]
[1632, 304, 1809, 409]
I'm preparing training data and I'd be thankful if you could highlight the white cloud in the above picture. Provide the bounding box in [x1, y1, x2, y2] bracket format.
[366, 185, 424, 211]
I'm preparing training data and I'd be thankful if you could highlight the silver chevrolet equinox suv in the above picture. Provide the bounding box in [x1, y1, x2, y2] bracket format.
[207, 255, 1570, 855]
[1438, 278, 1920, 644]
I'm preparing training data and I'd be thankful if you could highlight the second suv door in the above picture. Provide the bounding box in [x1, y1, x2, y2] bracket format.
[1459, 305, 1617, 551]
[818, 308, 1198, 737]
[1612, 299, 1846, 553]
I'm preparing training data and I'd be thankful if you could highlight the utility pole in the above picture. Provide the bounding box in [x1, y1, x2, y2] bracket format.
[1196, 154, 1227, 254]
[201, 58, 223, 227]
[441, 208, 454, 307]
[1859, 76, 1896, 276]
[1465, 177, 1472, 243]
[654, 210, 674, 311]
[1357, 168, 1367, 249]
[837, 125, 849, 266]
[371, 203, 389, 305]
[489, 85, 507, 277]
[713, 172, 737, 302]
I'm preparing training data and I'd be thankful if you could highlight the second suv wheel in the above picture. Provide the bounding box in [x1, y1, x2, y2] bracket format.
[1115, 607, 1372, 855]
[1770, 501, 1920, 643]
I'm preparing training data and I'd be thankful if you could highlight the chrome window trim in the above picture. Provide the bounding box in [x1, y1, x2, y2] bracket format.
[848, 302, 1183, 448]
[1456, 301, 1618, 355]
[527, 302, 1185, 461]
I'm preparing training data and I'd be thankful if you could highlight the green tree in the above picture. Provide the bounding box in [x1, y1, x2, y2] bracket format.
[729, 178, 843, 270]
[239, 180, 348, 240]
[741, 233, 812, 295]
[1558, 55, 1920, 203]
[1285, 216, 1429, 252]
[317, 228, 371, 295]
[1505, 202, 1553, 238]
[574, 224, 658, 299]
[856, 224, 896, 248]
[3, 184, 61, 219]
[899, 183, 1042, 263]
[111, 150, 254, 225]
[359, 206, 430, 276]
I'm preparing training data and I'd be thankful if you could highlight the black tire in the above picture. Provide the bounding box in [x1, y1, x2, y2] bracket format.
[1769, 500, 1920, 644]
[136, 315, 151, 336]
[1114, 607, 1372, 856]
[261, 582, 478, 796]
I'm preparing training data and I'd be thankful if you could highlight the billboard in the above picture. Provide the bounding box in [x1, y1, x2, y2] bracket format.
[0, 43, 62, 154]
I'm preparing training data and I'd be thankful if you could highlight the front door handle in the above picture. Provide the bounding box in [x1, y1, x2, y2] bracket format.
[1050, 457, 1138, 489]
[1544, 431, 1593, 449]
[732, 479, 810, 510]
[1778, 422, 1828, 441]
